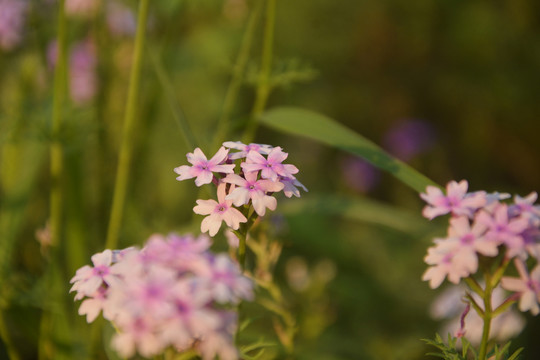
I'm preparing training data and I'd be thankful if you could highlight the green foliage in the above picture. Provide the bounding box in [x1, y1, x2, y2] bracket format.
[260, 106, 438, 193]
[423, 334, 524, 360]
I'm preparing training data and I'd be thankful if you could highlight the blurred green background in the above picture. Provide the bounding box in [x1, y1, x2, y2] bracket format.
[1, 0, 540, 359]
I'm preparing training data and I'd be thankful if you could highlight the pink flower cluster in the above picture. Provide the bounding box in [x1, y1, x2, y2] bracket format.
[420, 180, 540, 314]
[0, 0, 27, 51]
[174, 141, 307, 236]
[70, 233, 254, 359]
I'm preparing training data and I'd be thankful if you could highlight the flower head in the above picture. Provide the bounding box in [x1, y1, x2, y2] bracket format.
[420, 180, 486, 220]
[241, 147, 298, 182]
[175, 147, 235, 186]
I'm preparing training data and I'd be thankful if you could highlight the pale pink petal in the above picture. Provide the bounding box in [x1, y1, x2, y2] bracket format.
[281, 164, 299, 177]
[258, 179, 284, 193]
[245, 150, 266, 165]
[222, 208, 247, 230]
[207, 146, 229, 166]
[187, 148, 208, 164]
[217, 182, 228, 203]
[194, 170, 214, 187]
[222, 174, 247, 187]
[79, 298, 102, 323]
[194, 200, 218, 215]
[422, 266, 446, 289]
[252, 195, 277, 216]
[91, 250, 112, 267]
[422, 205, 449, 220]
[226, 187, 250, 207]
[174, 165, 196, 181]
[501, 277, 526, 293]
[447, 180, 468, 198]
[267, 147, 288, 163]
[210, 164, 235, 174]
[240, 163, 261, 174]
[201, 214, 223, 236]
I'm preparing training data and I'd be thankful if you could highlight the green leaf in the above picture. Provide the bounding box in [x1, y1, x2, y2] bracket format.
[279, 194, 432, 235]
[260, 107, 438, 193]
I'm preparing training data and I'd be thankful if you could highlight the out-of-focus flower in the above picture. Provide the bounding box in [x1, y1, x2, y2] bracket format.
[47, 39, 98, 105]
[223, 141, 272, 160]
[430, 285, 525, 345]
[501, 259, 540, 315]
[71, 232, 254, 359]
[382, 119, 436, 162]
[65, 0, 101, 18]
[69, 39, 97, 104]
[0, 0, 27, 51]
[340, 156, 380, 193]
[106, 1, 136, 37]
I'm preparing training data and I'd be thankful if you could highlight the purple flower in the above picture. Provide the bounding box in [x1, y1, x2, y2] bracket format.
[280, 176, 308, 198]
[420, 180, 486, 220]
[340, 156, 380, 193]
[193, 182, 248, 236]
[241, 147, 298, 182]
[0, 0, 27, 51]
[175, 147, 235, 187]
[223, 172, 284, 216]
[69, 249, 122, 299]
[382, 119, 436, 161]
[106, 1, 136, 37]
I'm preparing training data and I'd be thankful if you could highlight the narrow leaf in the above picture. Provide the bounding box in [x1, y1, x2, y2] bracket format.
[260, 107, 438, 192]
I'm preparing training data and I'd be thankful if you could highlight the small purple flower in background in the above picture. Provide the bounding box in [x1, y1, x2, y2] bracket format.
[47, 39, 98, 105]
[382, 119, 436, 162]
[106, 1, 136, 37]
[65, 0, 101, 18]
[340, 156, 380, 193]
[0, 0, 27, 51]
[69, 39, 97, 105]
[71, 232, 254, 359]
[174, 147, 235, 187]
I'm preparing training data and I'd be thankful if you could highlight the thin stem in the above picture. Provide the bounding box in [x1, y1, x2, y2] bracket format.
[0, 311, 21, 360]
[478, 272, 493, 360]
[106, 0, 150, 250]
[212, 0, 263, 150]
[38, 1, 68, 358]
[242, 0, 276, 144]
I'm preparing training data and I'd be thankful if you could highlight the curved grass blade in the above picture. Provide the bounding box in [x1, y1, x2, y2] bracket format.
[260, 107, 438, 193]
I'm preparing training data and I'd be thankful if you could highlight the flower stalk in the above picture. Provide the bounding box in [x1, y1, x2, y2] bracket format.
[106, 0, 150, 249]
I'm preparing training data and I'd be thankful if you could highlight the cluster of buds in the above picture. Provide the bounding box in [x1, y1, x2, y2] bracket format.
[174, 141, 307, 236]
[70, 233, 254, 359]
[420, 180, 540, 315]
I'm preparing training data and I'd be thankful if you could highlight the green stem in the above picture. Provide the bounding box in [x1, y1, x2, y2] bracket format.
[478, 272, 493, 360]
[212, 0, 263, 149]
[242, 0, 276, 144]
[0, 310, 21, 360]
[39, 1, 68, 358]
[106, 0, 150, 250]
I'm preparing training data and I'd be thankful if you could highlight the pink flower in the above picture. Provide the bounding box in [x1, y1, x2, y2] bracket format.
[509, 192, 540, 220]
[223, 141, 273, 160]
[0, 0, 27, 51]
[223, 172, 284, 216]
[112, 314, 164, 358]
[174, 147, 235, 186]
[280, 176, 308, 198]
[420, 180, 486, 220]
[241, 147, 298, 182]
[69, 249, 121, 298]
[476, 204, 529, 259]
[106, 1, 136, 37]
[193, 182, 247, 236]
[422, 239, 470, 288]
[448, 216, 497, 257]
[501, 259, 540, 315]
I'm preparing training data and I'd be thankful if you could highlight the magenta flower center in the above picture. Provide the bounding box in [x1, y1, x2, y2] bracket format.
[460, 234, 475, 245]
[93, 265, 109, 277]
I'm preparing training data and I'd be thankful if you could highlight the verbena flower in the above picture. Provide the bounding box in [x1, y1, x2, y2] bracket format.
[174, 147, 235, 186]
[420, 180, 486, 220]
[501, 259, 540, 315]
[176, 141, 306, 237]
[193, 183, 248, 236]
[71, 232, 254, 359]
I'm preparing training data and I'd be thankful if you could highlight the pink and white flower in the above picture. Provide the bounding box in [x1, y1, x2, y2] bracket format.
[420, 180, 486, 220]
[174, 147, 235, 186]
[280, 176, 308, 198]
[223, 172, 284, 216]
[241, 147, 299, 182]
[193, 182, 248, 236]
[223, 141, 273, 160]
[501, 259, 540, 315]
